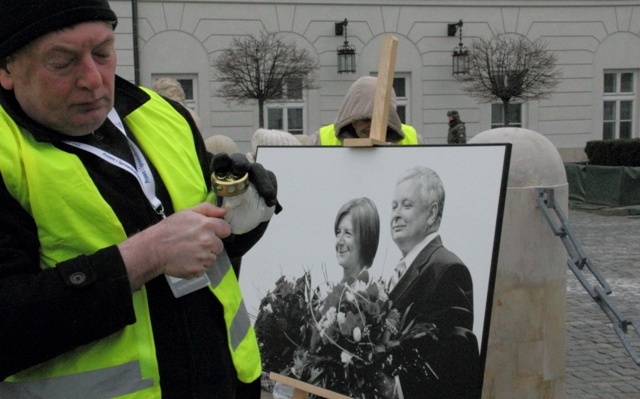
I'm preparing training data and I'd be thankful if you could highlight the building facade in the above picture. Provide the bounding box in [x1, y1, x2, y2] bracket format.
[110, 0, 640, 160]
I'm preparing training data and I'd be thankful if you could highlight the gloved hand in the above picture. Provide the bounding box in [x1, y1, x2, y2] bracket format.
[210, 153, 282, 214]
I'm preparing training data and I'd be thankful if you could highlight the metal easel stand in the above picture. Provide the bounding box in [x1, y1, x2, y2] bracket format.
[536, 188, 640, 365]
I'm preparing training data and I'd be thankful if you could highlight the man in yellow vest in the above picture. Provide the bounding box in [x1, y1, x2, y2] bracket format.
[306, 76, 424, 145]
[0, 1, 278, 397]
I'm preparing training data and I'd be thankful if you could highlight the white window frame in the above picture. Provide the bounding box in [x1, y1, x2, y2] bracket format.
[603, 70, 636, 140]
[264, 77, 307, 135]
[265, 106, 306, 135]
[491, 102, 524, 128]
[393, 75, 410, 125]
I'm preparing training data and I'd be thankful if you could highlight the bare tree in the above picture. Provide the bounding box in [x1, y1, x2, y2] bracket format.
[213, 31, 319, 128]
[456, 34, 562, 127]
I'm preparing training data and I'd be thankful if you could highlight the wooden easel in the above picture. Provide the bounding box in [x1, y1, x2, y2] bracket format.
[343, 34, 399, 147]
[267, 35, 399, 399]
[269, 372, 353, 399]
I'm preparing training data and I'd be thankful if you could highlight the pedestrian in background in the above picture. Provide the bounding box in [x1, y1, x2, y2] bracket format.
[447, 110, 467, 144]
[247, 128, 300, 163]
[205, 134, 240, 155]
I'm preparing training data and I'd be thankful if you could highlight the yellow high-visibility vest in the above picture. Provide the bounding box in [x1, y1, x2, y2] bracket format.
[0, 88, 260, 398]
[319, 123, 419, 145]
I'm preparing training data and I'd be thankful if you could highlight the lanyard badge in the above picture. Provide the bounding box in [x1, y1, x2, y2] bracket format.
[65, 109, 212, 297]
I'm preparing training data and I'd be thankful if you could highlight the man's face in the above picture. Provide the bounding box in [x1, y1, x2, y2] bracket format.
[0, 21, 116, 136]
[390, 179, 434, 255]
[352, 119, 372, 138]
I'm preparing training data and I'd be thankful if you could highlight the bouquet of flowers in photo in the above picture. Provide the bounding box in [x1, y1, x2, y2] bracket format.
[253, 272, 320, 375]
[254, 271, 439, 399]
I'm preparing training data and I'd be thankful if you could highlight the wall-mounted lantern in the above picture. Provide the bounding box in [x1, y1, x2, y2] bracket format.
[448, 19, 469, 75]
[336, 18, 356, 73]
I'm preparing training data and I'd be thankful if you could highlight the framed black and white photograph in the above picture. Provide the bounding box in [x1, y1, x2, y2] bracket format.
[240, 144, 511, 399]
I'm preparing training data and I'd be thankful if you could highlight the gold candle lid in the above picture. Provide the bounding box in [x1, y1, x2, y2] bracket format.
[212, 172, 250, 197]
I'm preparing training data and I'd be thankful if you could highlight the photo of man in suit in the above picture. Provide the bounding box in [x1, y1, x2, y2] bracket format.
[388, 165, 481, 399]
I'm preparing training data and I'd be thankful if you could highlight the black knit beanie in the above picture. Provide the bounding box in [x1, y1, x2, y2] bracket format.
[0, 0, 118, 59]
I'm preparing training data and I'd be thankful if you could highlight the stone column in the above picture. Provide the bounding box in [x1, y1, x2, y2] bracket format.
[470, 128, 567, 398]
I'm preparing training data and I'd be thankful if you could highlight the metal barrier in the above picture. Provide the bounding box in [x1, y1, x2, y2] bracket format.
[536, 187, 640, 365]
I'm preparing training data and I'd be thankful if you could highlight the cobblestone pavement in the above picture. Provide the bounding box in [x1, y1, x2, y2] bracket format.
[261, 207, 640, 399]
[565, 207, 640, 398]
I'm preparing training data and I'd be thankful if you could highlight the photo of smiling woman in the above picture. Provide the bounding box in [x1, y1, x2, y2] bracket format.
[334, 197, 380, 286]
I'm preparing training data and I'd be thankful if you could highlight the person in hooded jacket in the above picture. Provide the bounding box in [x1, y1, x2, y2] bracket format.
[447, 110, 467, 144]
[306, 76, 423, 146]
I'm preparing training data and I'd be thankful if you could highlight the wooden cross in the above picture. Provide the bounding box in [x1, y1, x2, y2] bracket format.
[343, 34, 399, 147]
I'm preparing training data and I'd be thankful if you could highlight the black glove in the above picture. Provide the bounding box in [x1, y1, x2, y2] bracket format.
[211, 153, 282, 214]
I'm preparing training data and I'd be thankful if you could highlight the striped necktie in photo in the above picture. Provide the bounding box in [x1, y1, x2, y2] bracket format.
[388, 260, 407, 291]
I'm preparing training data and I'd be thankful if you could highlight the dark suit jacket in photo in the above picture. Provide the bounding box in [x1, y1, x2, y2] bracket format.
[388, 235, 481, 399]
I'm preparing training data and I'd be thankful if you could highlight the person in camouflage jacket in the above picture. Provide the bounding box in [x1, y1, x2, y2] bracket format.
[447, 110, 467, 144]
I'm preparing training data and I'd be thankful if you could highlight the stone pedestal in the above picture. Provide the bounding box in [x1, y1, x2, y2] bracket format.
[470, 128, 567, 399]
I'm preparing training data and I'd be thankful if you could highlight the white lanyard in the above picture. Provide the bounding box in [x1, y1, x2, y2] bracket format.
[64, 108, 166, 218]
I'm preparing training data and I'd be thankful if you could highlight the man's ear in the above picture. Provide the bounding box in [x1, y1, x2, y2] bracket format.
[426, 202, 439, 226]
[0, 67, 14, 91]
